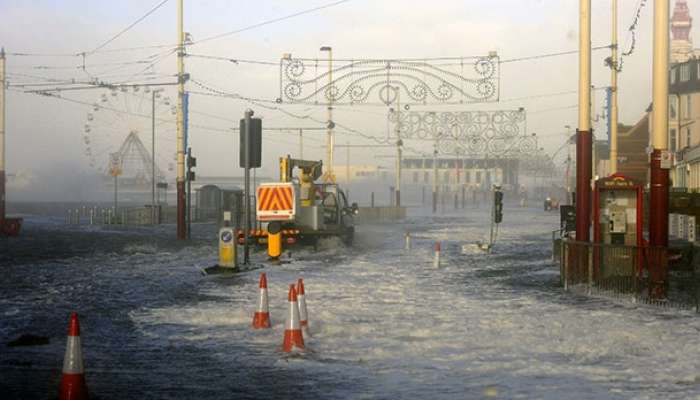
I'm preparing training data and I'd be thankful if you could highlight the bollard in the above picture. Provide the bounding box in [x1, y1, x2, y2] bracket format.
[461, 186, 466, 209]
[74, 209, 80, 225]
[218, 229, 237, 268]
[433, 242, 441, 268]
[267, 222, 282, 261]
[89, 209, 94, 225]
[101, 209, 107, 225]
[107, 209, 113, 225]
[404, 231, 411, 251]
[587, 245, 594, 295]
[371, 192, 375, 208]
[66, 209, 72, 225]
[454, 193, 458, 210]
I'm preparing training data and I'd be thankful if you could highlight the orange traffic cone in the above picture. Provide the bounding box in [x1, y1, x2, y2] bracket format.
[296, 278, 310, 337]
[59, 313, 89, 400]
[252, 273, 271, 329]
[282, 284, 304, 352]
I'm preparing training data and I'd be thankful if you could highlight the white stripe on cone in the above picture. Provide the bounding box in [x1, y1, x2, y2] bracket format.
[62, 336, 84, 374]
[283, 284, 304, 352]
[258, 288, 269, 313]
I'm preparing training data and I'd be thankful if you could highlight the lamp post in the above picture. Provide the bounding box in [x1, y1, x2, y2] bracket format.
[320, 46, 335, 183]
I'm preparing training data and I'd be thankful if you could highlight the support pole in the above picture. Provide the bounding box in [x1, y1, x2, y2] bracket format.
[395, 87, 402, 207]
[346, 141, 350, 184]
[610, 0, 619, 174]
[576, 0, 593, 243]
[113, 175, 118, 214]
[187, 147, 192, 239]
[649, 0, 670, 296]
[176, 0, 186, 240]
[321, 46, 335, 183]
[432, 149, 438, 214]
[0, 48, 5, 229]
[243, 109, 253, 265]
[299, 128, 303, 159]
[151, 90, 157, 225]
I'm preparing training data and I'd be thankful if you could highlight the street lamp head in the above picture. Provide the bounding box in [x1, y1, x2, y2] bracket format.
[320, 46, 332, 52]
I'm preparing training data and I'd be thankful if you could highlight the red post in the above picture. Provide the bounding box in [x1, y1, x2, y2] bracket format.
[0, 171, 5, 228]
[648, 149, 669, 297]
[575, 129, 592, 242]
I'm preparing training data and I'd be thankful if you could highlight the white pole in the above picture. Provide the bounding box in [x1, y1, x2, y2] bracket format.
[652, 0, 669, 151]
[610, 0, 619, 174]
[579, 0, 592, 131]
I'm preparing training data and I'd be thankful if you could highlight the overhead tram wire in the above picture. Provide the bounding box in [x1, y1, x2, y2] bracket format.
[187, 54, 278, 66]
[87, 0, 171, 55]
[188, 0, 353, 46]
[8, 0, 351, 58]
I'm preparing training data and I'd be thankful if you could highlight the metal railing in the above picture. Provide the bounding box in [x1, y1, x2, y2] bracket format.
[560, 240, 699, 311]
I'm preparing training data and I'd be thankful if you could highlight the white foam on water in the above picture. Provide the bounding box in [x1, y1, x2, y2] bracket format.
[127, 209, 700, 398]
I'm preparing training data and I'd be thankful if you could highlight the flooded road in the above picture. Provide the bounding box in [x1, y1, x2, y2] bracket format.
[3, 207, 700, 399]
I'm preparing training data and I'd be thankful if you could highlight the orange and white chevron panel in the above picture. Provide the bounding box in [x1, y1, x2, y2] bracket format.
[256, 183, 296, 221]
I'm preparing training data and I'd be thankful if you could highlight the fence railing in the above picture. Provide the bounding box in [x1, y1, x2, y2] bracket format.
[560, 240, 699, 311]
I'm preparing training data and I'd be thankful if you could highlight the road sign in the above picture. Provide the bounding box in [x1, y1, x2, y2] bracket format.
[660, 150, 672, 169]
[256, 183, 296, 221]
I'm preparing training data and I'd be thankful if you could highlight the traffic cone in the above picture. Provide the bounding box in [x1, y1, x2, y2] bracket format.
[433, 241, 441, 268]
[252, 273, 271, 329]
[59, 313, 89, 400]
[296, 278, 310, 337]
[282, 284, 304, 352]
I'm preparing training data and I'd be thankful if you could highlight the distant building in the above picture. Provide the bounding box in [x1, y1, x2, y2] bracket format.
[668, 57, 700, 189]
[332, 164, 390, 183]
[672, 0, 695, 64]
[400, 157, 519, 193]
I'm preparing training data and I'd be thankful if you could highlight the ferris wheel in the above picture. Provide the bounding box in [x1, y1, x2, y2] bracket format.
[81, 85, 178, 185]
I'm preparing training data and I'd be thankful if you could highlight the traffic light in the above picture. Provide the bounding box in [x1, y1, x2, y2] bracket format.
[187, 149, 196, 181]
[239, 117, 262, 168]
[494, 190, 503, 224]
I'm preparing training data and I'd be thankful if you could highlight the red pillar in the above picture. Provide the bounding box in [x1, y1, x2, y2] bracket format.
[648, 149, 669, 297]
[177, 181, 186, 240]
[575, 129, 592, 242]
[0, 170, 5, 228]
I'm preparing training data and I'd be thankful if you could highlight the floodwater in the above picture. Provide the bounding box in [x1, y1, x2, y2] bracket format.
[2, 206, 700, 399]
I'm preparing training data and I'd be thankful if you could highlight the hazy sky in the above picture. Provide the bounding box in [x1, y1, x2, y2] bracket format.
[1, 0, 693, 192]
